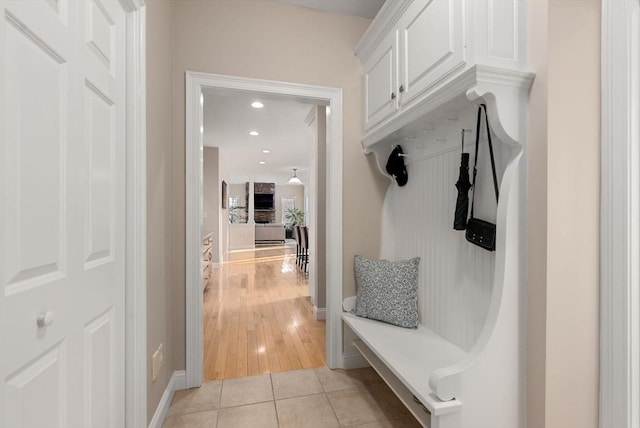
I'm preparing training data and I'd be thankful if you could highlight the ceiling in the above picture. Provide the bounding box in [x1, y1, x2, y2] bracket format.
[203, 90, 318, 185]
[274, 0, 385, 19]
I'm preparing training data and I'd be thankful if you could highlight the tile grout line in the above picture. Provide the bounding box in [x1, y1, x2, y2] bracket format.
[269, 373, 281, 428]
[313, 367, 342, 427]
[216, 379, 223, 427]
[324, 390, 343, 427]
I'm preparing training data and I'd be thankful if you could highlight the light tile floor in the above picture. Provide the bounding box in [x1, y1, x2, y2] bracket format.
[163, 367, 423, 428]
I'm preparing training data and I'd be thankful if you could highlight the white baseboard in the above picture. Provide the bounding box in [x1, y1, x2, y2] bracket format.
[148, 370, 186, 428]
[342, 350, 370, 370]
[173, 370, 186, 390]
[314, 306, 326, 320]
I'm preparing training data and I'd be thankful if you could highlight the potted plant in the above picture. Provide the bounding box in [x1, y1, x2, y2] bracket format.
[284, 207, 305, 239]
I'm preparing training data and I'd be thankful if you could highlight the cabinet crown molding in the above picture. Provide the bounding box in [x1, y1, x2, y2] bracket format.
[354, 0, 412, 61]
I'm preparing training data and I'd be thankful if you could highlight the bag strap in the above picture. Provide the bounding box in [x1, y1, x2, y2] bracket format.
[470, 104, 499, 218]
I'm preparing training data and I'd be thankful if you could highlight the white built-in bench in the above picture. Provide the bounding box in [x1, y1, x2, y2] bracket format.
[342, 296, 466, 423]
[341, 74, 532, 427]
[347, 0, 534, 425]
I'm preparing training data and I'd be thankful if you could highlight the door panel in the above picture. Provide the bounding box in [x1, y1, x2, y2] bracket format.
[1, 1, 127, 426]
[84, 81, 114, 266]
[363, 29, 398, 130]
[84, 309, 115, 427]
[5, 343, 67, 428]
[399, 0, 465, 104]
[4, 5, 69, 293]
[86, 0, 113, 69]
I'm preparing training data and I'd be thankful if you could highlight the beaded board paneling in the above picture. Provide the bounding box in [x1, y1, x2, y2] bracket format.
[380, 121, 511, 352]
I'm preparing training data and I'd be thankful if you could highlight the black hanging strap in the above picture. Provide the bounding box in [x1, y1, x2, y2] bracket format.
[469, 104, 499, 218]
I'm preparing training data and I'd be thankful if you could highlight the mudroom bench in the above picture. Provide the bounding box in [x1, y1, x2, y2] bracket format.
[344, 0, 535, 426]
[342, 296, 466, 423]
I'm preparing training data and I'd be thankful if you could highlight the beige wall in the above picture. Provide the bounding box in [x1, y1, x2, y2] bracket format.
[527, 1, 548, 425]
[218, 151, 230, 260]
[170, 0, 387, 369]
[315, 106, 327, 309]
[146, 0, 175, 421]
[527, 1, 600, 426]
[203, 147, 220, 260]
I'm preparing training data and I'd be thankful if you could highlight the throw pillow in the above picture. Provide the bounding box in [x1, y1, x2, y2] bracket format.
[353, 255, 420, 329]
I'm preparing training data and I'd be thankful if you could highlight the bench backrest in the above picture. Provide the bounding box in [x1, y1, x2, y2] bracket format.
[380, 109, 511, 351]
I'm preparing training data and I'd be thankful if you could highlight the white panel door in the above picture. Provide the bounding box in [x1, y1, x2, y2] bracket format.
[0, 1, 127, 426]
[399, 0, 465, 105]
[363, 29, 398, 130]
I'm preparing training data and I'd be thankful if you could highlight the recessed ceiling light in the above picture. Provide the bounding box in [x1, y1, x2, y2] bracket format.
[249, 131, 260, 136]
[251, 101, 264, 109]
[259, 161, 266, 165]
[262, 149, 270, 154]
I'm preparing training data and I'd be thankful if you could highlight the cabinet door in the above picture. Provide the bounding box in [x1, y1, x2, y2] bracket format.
[399, 0, 465, 105]
[364, 30, 399, 130]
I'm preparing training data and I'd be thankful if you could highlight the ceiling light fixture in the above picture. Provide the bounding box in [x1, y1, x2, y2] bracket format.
[259, 161, 266, 165]
[249, 131, 259, 136]
[287, 168, 303, 185]
[251, 101, 264, 109]
[262, 149, 270, 154]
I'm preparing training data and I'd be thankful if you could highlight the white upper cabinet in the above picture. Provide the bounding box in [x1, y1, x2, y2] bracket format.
[398, 0, 465, 105]
[356, 0, 527, 139]
[364, 30, 399, 129]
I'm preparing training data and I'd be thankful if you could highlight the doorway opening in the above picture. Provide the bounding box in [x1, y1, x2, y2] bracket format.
[200, 89, 327, 380]
[185, 72, 344, 388]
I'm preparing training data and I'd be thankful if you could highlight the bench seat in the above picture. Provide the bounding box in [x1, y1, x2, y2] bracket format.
[342, 312, 468, 418]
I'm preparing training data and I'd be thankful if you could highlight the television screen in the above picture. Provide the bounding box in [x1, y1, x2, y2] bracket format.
[255, 193, 274, 209]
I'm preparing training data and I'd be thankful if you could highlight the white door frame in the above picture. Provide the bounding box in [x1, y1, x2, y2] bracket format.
[121, 1, 147, 426]
[184, 72, 343, 388]
[600, 1, 640, 426]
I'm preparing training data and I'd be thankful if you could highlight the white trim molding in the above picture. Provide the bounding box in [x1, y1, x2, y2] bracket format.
[185, 72, 344, 389]
[342, 350, 369, 370]
[601, 1, 640, 426]
[148, 371, 186, 428]
[314, 306, 326, 320]
[123, 2, 147, 428]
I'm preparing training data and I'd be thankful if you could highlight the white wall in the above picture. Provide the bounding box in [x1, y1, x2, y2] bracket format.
[275, 184, 305, 225]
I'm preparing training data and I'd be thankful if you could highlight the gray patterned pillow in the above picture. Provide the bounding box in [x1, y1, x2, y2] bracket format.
[353, 255, 420, 329]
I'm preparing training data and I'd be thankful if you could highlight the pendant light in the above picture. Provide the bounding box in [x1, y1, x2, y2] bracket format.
[287, 168, 303, 185]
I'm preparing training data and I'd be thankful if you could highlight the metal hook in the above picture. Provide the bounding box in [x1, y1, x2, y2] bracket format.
[460, 128, 472, 151]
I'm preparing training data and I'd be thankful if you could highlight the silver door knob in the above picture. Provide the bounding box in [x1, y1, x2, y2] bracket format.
[37, 311, 54, 328]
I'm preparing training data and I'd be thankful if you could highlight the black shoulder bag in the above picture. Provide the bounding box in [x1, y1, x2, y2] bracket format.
[466, 104, 499, 251]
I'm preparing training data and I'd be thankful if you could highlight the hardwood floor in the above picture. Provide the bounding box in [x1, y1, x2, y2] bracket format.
[203, 243, 326, 380]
